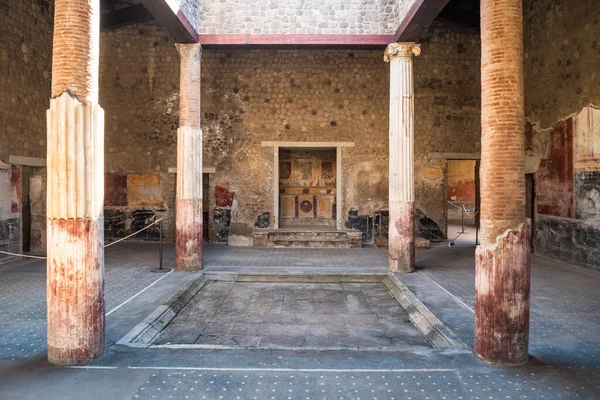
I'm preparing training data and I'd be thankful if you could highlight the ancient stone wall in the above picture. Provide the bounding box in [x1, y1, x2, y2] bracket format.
[97, 20, 481, 244]
[196, 0, 400, 35]
[0, 0, 53, 162]
[413, 21, 481, 236]
[524, 0, 600, 130]
[0, 0, 53, 259]
[100, 23, 180, 241]
[524, 0, 600, 269]
[177, 0, 201, 33]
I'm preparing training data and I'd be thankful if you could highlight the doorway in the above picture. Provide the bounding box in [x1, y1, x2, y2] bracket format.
[20, 166, 32, 253]
[446, 159, 479, 245]
[278, 148, 336, 227]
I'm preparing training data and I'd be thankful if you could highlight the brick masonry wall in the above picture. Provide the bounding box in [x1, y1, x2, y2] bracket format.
[524, 0, 600, 268]
[0, 0, 54, 162]
[195, 0, 401, 35]
[98, 20, 480, 243]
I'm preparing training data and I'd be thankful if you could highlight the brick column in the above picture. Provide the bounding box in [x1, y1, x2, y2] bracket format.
[175, 44, 203, 271]
[475, 0, 531, 365]
[47, 0, 105, 365]
[384, 43, 420, 273]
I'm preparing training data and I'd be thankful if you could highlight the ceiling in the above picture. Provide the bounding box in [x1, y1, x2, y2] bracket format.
[438, 0, 480, 29]
[99, 0, 480, 34]
[100, 0, 154, 30]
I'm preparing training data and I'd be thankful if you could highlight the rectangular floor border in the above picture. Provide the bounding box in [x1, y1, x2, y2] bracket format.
[383, 274, 467, 349]
[116, 272, 467, 352]
[116, 272, 208, 348]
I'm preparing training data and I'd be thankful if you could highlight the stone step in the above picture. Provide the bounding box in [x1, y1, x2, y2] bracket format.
[253, 228, 362, 248]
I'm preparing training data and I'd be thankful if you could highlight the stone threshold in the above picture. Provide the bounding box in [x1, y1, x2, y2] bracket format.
[116, 272, 466, 351]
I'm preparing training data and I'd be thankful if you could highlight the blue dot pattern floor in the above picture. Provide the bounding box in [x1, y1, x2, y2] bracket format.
[0, 242, 599, 399]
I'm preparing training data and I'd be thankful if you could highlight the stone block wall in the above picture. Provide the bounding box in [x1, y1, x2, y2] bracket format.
[0, 0, 53, 259]
[0, 0, 53, 162]
[100, 24, 180, 241]
[177, 0, 201, 33]
[524, 0, 600, 269]
[413, 21, 481, 236]
[97, 20, 481, 244]
[524, 0, 600, 130]
[195, 0, 401, 35]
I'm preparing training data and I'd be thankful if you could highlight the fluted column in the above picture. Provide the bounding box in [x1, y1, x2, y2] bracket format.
[46, 0, 105, 365]
[475, 0, 531, 365]
[384, 43, 420, 273]
[175, 43, 203, 271]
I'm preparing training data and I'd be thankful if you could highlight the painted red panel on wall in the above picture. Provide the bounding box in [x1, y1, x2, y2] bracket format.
[104, 173, 128, 206]
[215, 184, 235, 208]
[536, 118, 574, 218]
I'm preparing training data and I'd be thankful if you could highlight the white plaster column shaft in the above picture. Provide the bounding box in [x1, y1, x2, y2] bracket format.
[384, 42, 420, 273]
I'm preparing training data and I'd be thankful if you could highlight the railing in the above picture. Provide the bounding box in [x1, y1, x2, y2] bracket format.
[0, 219, 166, 272]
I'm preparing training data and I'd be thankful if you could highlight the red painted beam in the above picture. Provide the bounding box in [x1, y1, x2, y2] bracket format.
[198, 34, 394, 48]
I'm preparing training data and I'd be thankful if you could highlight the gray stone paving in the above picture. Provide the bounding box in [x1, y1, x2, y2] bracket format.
[0, 241, 175, 361]
[0, 242, 599, 399]
[203, 244, 388, 270]
[155, 282, 429, 350]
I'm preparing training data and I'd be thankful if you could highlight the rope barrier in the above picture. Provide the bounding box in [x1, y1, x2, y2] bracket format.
[0, 218, 164, 260]
[104, 219, 163, 248]
[0, 251, 47, 260]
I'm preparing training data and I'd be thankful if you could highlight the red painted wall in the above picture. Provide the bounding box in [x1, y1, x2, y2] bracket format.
[535, 119, 574, 218]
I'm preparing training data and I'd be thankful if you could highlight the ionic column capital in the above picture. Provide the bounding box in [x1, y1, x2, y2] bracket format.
[175, 43, 202, 61]
[384, 42, 421, 62]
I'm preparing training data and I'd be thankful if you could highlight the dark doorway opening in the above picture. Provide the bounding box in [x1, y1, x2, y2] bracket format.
[446, 159, 480, 245]
[20, 166, 32, 253]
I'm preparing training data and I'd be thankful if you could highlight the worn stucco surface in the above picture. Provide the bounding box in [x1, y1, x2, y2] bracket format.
[524, 0, 600, 269]
[523, 0, 600, 129]
[0, 0, 53, 162]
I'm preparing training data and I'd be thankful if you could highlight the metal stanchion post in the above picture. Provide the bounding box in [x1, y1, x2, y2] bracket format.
[152, 219, 170, 273]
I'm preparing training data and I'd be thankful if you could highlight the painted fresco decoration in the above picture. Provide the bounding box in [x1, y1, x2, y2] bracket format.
[279, 149, 336, 224]
[104, 208, 164, 241]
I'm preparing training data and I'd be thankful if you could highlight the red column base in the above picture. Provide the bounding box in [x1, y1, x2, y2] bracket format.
[47, 218, 105, 365]
[176, 198, 203, 271]
[475, 221, 531, 365]
[388, 201, 415, 273]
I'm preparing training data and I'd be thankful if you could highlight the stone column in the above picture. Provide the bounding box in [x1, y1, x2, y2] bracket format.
[384, 43, 420, 273]
[175, 44, 203, 271]
[46, 0, 105, 365]
[475, 0, 531, 365]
